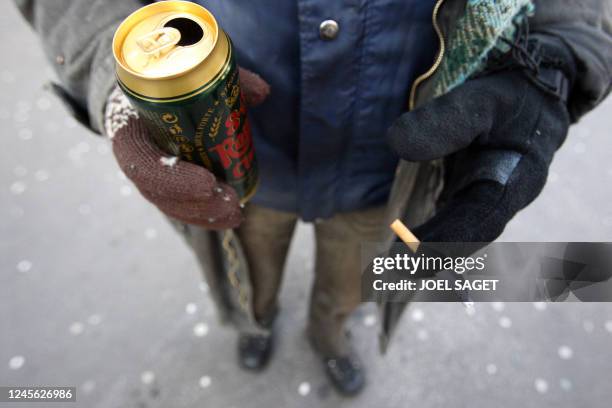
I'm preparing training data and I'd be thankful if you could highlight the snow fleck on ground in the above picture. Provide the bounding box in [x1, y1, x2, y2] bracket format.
[534, 378, 548, 394]
[8, 355, 25, 370]
[16, 260, 32, 273]
[499, 316, 512, 329]
[557, 345, 573, 360]
[298, 382, 311, 396]
[199, 376, 211, 388]
[141, 371, 155, 385]
[193, 323, 209, 337]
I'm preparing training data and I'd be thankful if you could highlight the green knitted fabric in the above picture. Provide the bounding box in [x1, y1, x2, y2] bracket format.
[431, 0, 535, 97]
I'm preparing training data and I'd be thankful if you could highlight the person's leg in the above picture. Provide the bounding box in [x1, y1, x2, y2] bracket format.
[308, 205, 386, 395]
[170, 203, 298, 370]
[308, 205, 386, 357]
[235, 204, 298, 325]
[233, 204, 298, 370]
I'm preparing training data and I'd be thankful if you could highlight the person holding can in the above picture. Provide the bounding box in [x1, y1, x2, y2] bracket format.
[15, 0, 611, 396]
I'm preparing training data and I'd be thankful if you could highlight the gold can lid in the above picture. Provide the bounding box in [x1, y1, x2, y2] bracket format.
[114, 1, 218, 79]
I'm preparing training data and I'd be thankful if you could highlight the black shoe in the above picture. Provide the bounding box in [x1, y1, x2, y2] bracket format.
[238, 333, 273, 371]
[323, 354, 366, 396]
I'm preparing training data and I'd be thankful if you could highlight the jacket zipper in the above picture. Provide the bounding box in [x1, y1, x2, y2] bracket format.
[408, 0, 446, 110]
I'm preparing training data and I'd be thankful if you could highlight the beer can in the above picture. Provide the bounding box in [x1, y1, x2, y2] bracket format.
[112, 1, 258, 202]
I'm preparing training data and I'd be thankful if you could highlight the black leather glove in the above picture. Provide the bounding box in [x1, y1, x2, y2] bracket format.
[387, 33, 577, 243]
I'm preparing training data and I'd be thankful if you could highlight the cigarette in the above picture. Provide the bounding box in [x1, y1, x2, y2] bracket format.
[389, 219, 475, 308]
[390, 219, 420, 253]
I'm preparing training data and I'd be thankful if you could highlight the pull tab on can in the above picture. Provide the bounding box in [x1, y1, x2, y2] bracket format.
[136, 27, 181, 59]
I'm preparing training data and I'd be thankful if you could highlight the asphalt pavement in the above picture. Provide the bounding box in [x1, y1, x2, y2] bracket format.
[1, 4, 612, 408]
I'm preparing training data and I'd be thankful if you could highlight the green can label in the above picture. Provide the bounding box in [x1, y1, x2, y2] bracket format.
[120, 59, 258, 202]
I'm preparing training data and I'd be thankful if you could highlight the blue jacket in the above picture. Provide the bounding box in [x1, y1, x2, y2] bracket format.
[196, 0, 438, 220]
